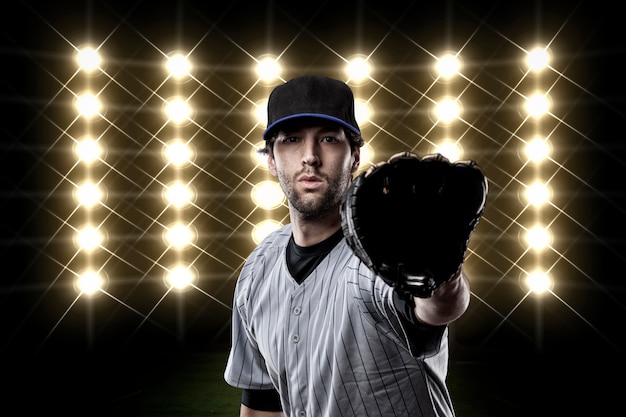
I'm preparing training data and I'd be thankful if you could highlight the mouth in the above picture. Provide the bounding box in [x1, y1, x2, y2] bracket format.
[298, 174, 323, 189]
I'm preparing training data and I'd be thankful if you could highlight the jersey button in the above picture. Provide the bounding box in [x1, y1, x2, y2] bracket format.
[293, 306, 302, 315]
[291, 334, 300, 343]
[298, 411, 306, 417]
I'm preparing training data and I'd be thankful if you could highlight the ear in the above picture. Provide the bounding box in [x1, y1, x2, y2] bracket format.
[268, 155, 278, 176]
[350, 149, 361, 174]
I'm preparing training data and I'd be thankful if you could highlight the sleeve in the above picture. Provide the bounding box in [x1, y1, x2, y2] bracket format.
[351, 261, 446, 359]
[241, 388, 283, 412]
[223, 260, 276, 390]
[392, 291, 447, 358]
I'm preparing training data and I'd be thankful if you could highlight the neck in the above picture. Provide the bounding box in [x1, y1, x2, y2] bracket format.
[290, 206, 342, 247]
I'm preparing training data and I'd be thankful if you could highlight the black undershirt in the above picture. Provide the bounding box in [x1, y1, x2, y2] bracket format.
[287, 228, 345, 283]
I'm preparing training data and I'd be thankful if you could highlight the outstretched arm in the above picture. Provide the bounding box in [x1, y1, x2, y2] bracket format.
[413, 270, 470, 326]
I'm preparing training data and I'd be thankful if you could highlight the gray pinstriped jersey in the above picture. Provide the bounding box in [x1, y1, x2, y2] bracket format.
[224, 224, 456, 417]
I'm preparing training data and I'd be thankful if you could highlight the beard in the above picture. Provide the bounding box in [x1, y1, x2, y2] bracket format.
[278, 168, 352, 221]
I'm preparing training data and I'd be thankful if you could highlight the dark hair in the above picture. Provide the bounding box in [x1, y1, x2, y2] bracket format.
[257, 126, 364, 157]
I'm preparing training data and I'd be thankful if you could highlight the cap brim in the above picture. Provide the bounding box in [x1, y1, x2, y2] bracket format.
[262, 113, 361, 140]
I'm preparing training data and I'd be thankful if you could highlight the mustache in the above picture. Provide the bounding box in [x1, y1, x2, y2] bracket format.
[296, 168, 325, 180]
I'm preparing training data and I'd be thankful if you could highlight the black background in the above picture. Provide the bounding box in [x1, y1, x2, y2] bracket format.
[2, 1, 625, 415]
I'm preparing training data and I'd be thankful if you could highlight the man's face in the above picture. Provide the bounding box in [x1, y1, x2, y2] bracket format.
[268, 122, 360, 219]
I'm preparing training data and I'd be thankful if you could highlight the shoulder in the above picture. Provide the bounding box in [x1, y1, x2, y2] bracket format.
[248, 223, 291, 263]
[236, 224, 291, 286]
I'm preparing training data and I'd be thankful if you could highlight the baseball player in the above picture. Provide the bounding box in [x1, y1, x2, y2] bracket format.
[224, 75, 487, 416]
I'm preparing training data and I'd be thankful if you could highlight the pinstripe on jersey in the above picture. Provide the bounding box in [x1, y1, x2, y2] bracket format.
[224, 224, 456, 417]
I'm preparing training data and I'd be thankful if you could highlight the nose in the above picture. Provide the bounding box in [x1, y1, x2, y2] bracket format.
[301, 138, 320, 166]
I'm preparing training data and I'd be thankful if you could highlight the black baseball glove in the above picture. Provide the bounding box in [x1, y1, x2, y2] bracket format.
[341, 151, 488, 298]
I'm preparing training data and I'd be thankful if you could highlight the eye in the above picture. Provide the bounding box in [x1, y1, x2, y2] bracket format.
[321, 136, 339, 143]
[280, 136, 299, 143]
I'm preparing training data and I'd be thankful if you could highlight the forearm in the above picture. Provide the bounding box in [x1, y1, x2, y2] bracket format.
[240, 404, 285, 417]
[412, 270, 470, 326]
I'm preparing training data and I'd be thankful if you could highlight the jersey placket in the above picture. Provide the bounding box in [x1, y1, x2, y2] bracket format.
[286, 282, 309, 417]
